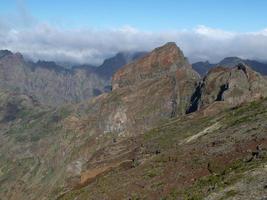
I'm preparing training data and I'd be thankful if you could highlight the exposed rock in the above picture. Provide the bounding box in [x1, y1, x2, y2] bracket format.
[79, 42, 200, 136]
[0, 50, 146, 106]
[0, 50, 13, 58]
[1, 43, 267, 200]
[95, 51, 147, 79]
[192, 57, 267, 76]
[192, 61, 214, 76]
[0, 52, 109, 106]
[112, 42, 195, 89]
[188, 63, 267, 112]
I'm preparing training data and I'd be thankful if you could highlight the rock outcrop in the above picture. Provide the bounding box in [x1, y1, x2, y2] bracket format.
[0, 52, 108, 106]
[0, 50, 146, 106]
[112, 42, 194, 89]
[81, 42, 200, 136]
[1, 43, 267, 200]
[188, 63, 267, 112]
[192, 57, 267, 76]
[95, 51, 147, 79]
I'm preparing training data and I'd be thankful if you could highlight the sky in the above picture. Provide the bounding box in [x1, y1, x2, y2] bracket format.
[0, 0, 267, 64]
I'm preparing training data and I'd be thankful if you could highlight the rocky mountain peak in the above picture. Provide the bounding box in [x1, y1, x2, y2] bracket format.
[112, 42, 191, 90]
[95, 51, 147, 79]
[1, 43, 267, 200]
[0, 50, 24, 63]
[193, 57, 267, 76]
[188, 63, 267, 113]
[0, 50, 13, 58]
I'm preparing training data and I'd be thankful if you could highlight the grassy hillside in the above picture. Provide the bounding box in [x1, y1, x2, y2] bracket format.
[59, 99, 267, 200]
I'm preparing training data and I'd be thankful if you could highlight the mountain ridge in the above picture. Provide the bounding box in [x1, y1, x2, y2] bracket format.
[193, 56, 267, 76]
[0, 43, 266, 200]
[0, 50, 146, 106]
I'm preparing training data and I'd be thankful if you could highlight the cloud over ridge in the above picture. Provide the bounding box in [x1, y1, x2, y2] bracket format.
[1, 23, 267, 65]
[1, 1, 267, 65]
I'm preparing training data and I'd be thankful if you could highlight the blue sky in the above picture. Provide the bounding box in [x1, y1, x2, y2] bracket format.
[0, 0, 267, 64]
[1, 0, 267, 31]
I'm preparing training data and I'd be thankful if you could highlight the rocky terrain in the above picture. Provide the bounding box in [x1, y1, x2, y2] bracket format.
[0, 43, 266, 200]
[193, 57, 267, 76]
[0, 50, 144, 106]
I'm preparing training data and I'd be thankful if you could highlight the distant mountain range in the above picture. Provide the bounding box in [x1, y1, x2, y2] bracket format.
[72, 51, 147, 79]
[192, 57, 267, 76]
[1, 43, 267, 200]
[0, 48, 266, 107]
[0, 50, 146, 106]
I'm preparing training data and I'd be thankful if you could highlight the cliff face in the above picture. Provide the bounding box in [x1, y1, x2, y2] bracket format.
[192, 57, 267, 76]
[0, 43, 267, 200]
[203, 64, 267, 105]
[90, 42, 200, 136]
[0, 50, 147, 106]
[0, 43, 201, 200]
[112, 42, 194, 89]
[0, 52, 108, 106]
[188, 63, 267, 113]
[95, 51, 147, 79]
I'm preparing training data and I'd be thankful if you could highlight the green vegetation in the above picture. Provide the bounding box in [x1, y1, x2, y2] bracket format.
[179, 156, 267, 200]
[143, 115, 213, 151]
[224, 99, 267, 126]
[219, 189, 239, 200]
[6, 105, 72, 142]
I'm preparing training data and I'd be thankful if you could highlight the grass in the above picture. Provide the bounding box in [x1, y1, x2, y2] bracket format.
[54, 98, 267, 199]
[6, 106, 68, 142]
[179, 156, 267, 200]
[143, 115, 214, 152]
[224, 99, 267, 126]
[219, 189, 239, 200]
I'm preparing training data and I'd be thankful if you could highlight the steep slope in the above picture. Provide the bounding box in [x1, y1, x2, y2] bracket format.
[192, 61, 214, 76]
[59, 97, 267, 200]
[0, 50, 146, 106]
[193, 57, 267, 76]
[95, 51, 147, 79]
[188, 63, 267, 113]
[0, 51, 108, 106]
[0, 43, 266, 200]
[0, 42, 200, 199]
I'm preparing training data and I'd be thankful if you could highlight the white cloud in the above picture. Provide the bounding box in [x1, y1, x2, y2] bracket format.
[1, 23, 267, 65]
[194, 25, 235, 39]
[0, 1, 267, 64]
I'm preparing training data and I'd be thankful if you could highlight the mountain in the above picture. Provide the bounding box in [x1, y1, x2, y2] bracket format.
[0, 50, 145, 106]
[193, 57, 267, 76]
[95, 51, 147, 79]
[60, 97, 267, 200]
[191, 61, 214, 76]
[0, 50, 13, 58]
[188, 63, 267, 113]
[0, 52, 108, 106]
[0, 43, 267, 200]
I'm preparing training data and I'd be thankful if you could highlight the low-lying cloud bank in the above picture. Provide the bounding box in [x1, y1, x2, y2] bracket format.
[1, 0, 267, 65]
[1, 22, 267, 65]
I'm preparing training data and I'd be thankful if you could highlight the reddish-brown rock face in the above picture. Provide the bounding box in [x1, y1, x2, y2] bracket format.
[80, 42, 200, 137]
[0, 51, 108, 106]
[188, 63, 267, 113]
[1, 43, 267, 200]
[112, 42, 193, 90]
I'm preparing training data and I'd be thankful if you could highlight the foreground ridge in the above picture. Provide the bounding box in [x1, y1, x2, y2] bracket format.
[0, 43, 266, 200]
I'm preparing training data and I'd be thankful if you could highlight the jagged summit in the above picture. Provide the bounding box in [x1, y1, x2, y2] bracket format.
[188, 63, 267, 113]
[95, 51, 147, 79]
[85, 42, 201, 137]
[193, 57, 267, 76]
[112, 42, 194, 90]
[0, 50, 13, 58]
[0, 43, 267, 200]
[0, 50, 24, 61]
